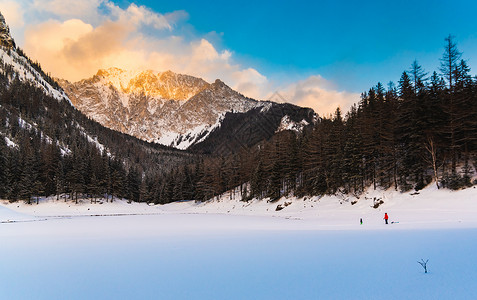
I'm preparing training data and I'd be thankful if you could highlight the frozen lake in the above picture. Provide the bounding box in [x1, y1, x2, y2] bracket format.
[1, 213, 476, 299]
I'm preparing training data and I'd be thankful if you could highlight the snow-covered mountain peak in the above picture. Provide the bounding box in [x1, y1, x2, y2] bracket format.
[59, 65, 315, 151]
[90, 67, 209, 100]
[160, 70, 175, 77]
[213, 78, 226, 86]
[59, 67, 270, 149]
[95, 67, 124, 78]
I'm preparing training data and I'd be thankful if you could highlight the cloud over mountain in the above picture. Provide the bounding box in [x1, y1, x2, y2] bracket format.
[3, 0, 359, 115]
[280, 75, 358, 117]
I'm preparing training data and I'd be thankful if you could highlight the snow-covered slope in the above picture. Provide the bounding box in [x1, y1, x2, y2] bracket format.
[59, 69, 266, 149]
[0, 12, 70, 103]
[0, 48, 70, 103]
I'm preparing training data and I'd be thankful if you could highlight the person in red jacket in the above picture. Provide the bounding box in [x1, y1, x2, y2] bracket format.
[384, 213, 389, 224]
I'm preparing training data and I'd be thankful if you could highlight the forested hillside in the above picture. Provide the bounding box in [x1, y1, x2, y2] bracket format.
[0, 46, 195, 203]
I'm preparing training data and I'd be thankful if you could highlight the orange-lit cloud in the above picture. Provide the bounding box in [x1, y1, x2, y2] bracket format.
[21, 1, 269, 98]
[25, 18, 132, 80]
[0, 1, 23, 27]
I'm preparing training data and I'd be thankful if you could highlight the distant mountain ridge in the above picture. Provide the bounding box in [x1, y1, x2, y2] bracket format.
[59, 68, 316, 151]
[58, 68, 274, 149]
[92, 68, 209, 100]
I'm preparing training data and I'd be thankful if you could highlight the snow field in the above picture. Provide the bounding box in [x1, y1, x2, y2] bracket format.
[1, 185, 476, 299]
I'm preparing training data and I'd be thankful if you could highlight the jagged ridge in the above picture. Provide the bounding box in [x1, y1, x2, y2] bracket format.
[59, 69, 267, 149]
[0, 12, 14, 49]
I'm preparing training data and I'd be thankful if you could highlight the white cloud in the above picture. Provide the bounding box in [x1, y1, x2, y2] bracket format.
[105, 2, 187, 30]
[31, 0, 103, 22]
[278, 75, 359, 116]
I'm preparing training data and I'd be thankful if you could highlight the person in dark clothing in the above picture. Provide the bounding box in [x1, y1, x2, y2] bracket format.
[384, 213, 389, 224]
[360, 218, 363, 225]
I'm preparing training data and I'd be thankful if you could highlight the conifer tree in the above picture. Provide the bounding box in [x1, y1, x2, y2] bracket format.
[0, 138, 7, 198]
[126, 167, 141, 202]
[250, 158, 265, 199]
[5, 150, 20, 201]
[440, 35, 462, 89]
[439, 36, 463, 173]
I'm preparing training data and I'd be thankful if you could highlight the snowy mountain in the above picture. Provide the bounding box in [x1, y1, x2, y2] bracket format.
[59, 68, 270, 149]
[59, 69, 315, 150]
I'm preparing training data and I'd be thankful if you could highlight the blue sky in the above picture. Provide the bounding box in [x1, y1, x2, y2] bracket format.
[135, 0, 477, 91]
[2, 0, 477, 114]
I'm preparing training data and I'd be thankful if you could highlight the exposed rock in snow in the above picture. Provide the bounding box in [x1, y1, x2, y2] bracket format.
[4, 136, 17, 148]
[0, 12, 14, 49]
[276, 115, 310, 133]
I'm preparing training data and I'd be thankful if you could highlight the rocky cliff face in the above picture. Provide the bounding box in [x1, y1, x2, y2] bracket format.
[59, 68, 266, 149]
[0, 12, 15, 49]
